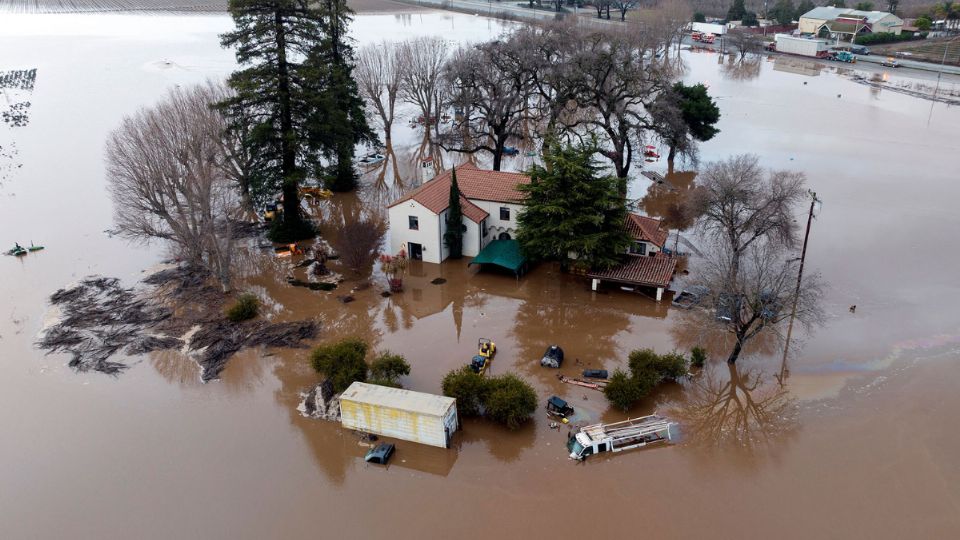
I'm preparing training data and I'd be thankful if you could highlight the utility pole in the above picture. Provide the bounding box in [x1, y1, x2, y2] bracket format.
[778, 190, 821, 385]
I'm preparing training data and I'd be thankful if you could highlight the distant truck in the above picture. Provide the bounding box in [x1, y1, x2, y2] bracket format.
[691, 22, 726, 36]
[773, 34, 831, 58]
[340, 382, 459, 449]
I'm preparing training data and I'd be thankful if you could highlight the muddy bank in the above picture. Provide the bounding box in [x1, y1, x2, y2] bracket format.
[38, 265, 319, 381]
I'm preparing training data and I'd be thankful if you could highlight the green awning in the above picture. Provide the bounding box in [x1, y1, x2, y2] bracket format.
[469, 239, 526, 275]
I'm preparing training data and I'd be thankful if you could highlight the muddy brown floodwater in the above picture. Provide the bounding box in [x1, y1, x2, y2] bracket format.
[2, 11, 960, 540]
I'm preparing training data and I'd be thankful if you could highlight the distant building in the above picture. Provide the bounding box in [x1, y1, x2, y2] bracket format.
[799, 7, 903, 40]
[387, 163, 529, 264]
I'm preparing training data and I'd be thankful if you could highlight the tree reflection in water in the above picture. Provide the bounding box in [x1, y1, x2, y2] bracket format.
[720, 55, 762, 81]
[675, 361, 798, 449]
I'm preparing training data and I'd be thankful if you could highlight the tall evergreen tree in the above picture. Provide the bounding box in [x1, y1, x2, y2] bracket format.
[219, 0, 324, 241]
[444, 167, 464, 259]
[727, 0, 747, 21]
[516, 143, 631, 271]
[307, 0, 374, 192]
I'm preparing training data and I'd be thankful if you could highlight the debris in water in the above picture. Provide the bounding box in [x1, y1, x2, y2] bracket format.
[37, 266, 319, 381]
[430, 278, 447, 285]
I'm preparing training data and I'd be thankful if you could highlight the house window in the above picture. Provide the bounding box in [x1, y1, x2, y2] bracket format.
[482, 219, 488, 237]
[630, 242, 647, 256]
[408, 216, 419, 230]
[500, 207, 510, 221]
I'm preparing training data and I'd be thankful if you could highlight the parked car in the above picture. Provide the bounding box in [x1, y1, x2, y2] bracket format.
[582, 369, 609, 380]
[881, 58, 900, 68]
[671, 285, 709, 309]
[715, 293, 743, 323]
[850, 45, 869, 55]
[540, 345, 564, 368]
[364, 443, 395, 465]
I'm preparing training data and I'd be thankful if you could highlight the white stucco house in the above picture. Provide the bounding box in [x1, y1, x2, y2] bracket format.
[387, 163, 529, 264]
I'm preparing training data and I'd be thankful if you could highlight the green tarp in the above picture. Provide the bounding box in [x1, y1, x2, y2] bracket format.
[468, 239, 526, 275]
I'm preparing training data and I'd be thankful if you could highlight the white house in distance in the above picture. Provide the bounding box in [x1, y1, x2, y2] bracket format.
[387, 163, 529, 264]
[798, 7, 904, 39]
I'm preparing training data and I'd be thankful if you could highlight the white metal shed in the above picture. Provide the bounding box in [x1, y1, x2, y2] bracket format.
[339, 382, 458, 448]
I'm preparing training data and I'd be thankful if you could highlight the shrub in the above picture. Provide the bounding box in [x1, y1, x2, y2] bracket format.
[225, 293, 259, 322]
[604, 349, 690, 410]
[310, 338, 369, 392]
[483, 374, 537, 429]
[690, 346, 708, 369]
[855, 32, 926, 46]
[368, 351, 410, 388]
[603, 369, 645, 411]
[441, 366, 487, 417]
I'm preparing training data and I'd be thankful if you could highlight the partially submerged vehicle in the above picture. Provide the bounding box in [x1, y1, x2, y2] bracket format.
[567, 415, 677, 461]
[881, 57, 900, 68]
[364, 443, 395, 465]
[469, 355, 490, 375]
[671, 285, 709, 309]
[540, 345, 564, 368]
[502, 146, 520, 156]
[546, 396, 575, 418]
[582, 369, 608, 380]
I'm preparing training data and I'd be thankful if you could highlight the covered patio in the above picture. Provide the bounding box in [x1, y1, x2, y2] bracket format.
[468, 239, 528, 277]
[587, 255, 677, 302]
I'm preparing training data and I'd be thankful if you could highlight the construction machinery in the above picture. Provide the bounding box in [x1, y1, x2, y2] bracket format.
[478, 338, 496, 359]
[567, 415, 677, 461]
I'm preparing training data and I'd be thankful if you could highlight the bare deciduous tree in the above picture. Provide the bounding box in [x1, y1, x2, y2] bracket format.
[564, 28, 675, 192]
[399, 37, 449, 138]
[727, 28, 763, 61]
[328, 214, 386, 275]
[355, 41, 404, 141]
[441, 39, 532, 170]
[612, 0, 639, 21]
[106, 82, 242, 290]
[692, 154, 807, 283]
[695, 241, 824, 364]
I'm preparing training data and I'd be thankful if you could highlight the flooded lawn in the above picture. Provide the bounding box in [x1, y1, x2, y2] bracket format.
[1, 10, 960, 539]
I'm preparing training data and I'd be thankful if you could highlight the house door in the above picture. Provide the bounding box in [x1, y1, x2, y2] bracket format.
[408, 242, 422, 261]
[498, 232, 511, 240]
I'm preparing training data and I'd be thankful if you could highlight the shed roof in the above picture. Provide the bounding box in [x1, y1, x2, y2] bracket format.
[801, 6, 899, 24]
[388, 163, 530, 221]
[587, 254, 677, 289]
[340, 382, 455, 417]
[625, 213, 669, 248]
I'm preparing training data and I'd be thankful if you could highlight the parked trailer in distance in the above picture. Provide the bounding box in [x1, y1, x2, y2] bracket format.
[774, 34, 831, 58]
[340, 382, 458, 449]
[691, 22, 727, 36]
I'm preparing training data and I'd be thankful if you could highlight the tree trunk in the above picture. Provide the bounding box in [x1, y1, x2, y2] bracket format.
[726, 336, 744, 364]
[274, 9, 302, 225]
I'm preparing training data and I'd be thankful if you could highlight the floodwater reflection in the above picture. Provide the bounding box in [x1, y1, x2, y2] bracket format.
[674, 361, 798, 450]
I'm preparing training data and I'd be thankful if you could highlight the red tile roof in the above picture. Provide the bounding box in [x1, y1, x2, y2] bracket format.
[388, 163, 530, 223]
[625, 213, 669, 248]
[587, 255, 677, 289]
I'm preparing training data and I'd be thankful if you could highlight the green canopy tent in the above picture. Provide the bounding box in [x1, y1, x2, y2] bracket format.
[468, 239, 527, 277]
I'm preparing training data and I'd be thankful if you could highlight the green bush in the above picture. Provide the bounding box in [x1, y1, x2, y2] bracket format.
[483, 374, 537, 429]
[225, 293, 259, 322]
[310, 338, 369, 392]
[604, 349, 689, 410]
[603, 369, 645, 411]
[441, 366, 487, 417]
[368, 351, 411, 388]
[690, 346, 708, 369]
[855, 32, 926, 46]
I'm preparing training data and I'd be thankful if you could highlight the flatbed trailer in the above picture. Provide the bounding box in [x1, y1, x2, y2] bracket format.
[568, 415, 676, 460]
